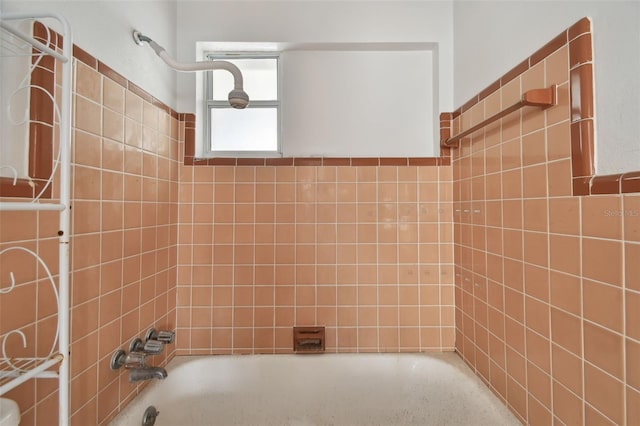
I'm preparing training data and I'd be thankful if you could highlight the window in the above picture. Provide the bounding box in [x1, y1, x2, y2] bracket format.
[204, 54, 279, 156]
[195, 42, 438, 158]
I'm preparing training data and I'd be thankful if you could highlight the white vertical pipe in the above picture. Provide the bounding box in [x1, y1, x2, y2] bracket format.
[55, 13, 72, 426]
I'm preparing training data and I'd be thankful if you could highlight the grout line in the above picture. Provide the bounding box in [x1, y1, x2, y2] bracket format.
[251, 168, 256, 353]
[578, 194, 586, 423]
[437, 165, 443, 350]
[334, 175, 338, 352]
[314, 168, 318, 331]
[292, 168, 298, 342]
[374, 169, 379, 352]
[621, 192, 628, 425]
[395, 169, 400, 352]
[417, 174, 422, 350]
[229, 169, 236, 352]
[353, 171, 359, 351]
[543, 61, 556, 419]
[272, 176, 277, 352]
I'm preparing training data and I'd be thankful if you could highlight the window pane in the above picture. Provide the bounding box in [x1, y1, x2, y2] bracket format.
[210, 108, 278, 151]
[211, 58, 277, 101]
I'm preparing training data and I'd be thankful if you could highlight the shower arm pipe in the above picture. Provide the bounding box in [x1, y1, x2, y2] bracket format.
[134, 31, 243, 89]
[441, 85, 557, 148]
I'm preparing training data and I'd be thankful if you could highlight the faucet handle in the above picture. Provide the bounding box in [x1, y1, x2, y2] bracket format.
[143, 339, 164, 355]
[123, 351, 147, 369]
[110, 349, 148, 370]
[130, 338, 164, 355]
[155, 330, 175, 344]
[145, 328, 175, 344]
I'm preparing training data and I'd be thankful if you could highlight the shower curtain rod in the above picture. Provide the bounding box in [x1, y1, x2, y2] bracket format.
[441, 85, 556, 148]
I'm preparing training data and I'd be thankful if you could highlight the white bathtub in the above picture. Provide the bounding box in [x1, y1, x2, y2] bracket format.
[109, 353, 519, 426]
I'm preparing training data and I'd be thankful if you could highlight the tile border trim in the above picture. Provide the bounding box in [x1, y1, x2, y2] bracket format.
[182, 112, 451, 167]
[441, 17, 639, 195]
[0, 20, 457, 184]
[73, 44, 179, 120]
[0, 21, 55, 198]
[183, 156, 451, 167]
[69, 38, 453, 169]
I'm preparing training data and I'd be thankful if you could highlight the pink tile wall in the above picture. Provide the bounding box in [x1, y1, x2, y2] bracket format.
[449, 18, 640, 425]
[69, 60, 179, 425]
[176, 164, 455, 354]
[1, 52, 179, 424]
[0, 26, 456, 425]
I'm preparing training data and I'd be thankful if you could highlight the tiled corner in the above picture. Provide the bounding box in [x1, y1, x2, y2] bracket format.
[1, 34, 180, 425]
[445, 16, 640, 426]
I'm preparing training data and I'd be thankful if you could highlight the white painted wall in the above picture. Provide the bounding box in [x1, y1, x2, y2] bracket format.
[453, 0, 640, 175]
[177, 1, 453, 112]
[2, 0, 178, 109]
[281, 48, 434, 157]
[177, 1, 454, 157]
[5, 1, 635, 168]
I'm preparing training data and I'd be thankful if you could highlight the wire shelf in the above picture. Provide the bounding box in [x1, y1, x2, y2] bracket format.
[0, 354, 62, 395]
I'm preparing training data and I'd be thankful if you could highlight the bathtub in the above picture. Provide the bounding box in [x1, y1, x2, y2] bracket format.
[109, 353, 519, 426]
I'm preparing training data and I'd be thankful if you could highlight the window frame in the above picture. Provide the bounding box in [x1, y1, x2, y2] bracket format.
[203, 52, 281, 157]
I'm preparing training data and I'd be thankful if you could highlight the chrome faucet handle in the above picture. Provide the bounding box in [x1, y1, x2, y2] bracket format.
[143, 340, 164, 355]
[155, 330, 175, 344]
[145, 328, 175, 344]
[130, 338, 164, 355]
[123, 351, 147, 369]
[110, 349, 148, 370]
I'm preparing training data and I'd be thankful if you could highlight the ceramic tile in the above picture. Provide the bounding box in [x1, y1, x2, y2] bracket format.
[583, 280, 623, 332]
[584, 322, 624, 379]
[75, 61, 102, 103]
[582, 238, 623, 287]
[584, 363, 624, 425]
[552, 381, 584, 425]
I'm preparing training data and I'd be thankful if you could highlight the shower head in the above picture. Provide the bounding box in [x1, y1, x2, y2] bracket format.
[132, 30, 250, 109]
[228, 89, 250, 109]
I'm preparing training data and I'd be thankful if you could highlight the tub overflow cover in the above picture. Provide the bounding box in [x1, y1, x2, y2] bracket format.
[142, 406, 159, 426]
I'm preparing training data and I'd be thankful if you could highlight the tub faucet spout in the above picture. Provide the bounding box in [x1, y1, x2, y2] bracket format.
[129, 366, 168, 382]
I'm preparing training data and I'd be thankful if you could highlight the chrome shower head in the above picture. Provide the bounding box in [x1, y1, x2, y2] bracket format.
[228, 89, 250, 109]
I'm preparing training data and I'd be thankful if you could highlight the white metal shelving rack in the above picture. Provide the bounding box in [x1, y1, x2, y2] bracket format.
[0, 11, 72, 426]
